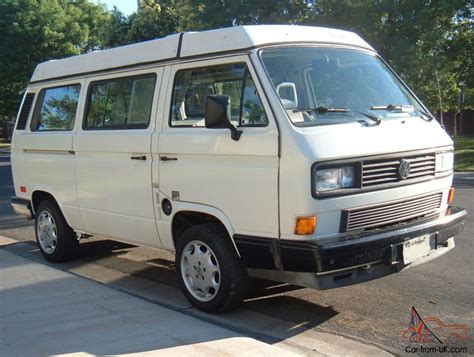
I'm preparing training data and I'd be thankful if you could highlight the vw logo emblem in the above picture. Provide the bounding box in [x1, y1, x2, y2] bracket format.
[399, 159, 411, 179]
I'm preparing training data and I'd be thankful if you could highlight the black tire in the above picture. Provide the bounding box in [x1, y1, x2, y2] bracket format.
[176, 223, 248, 313]
[35, 199, 79, 262]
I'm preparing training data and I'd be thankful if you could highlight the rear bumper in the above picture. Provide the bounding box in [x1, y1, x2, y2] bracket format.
[10, 197, 33, 219]
[245, 207, 467, 289]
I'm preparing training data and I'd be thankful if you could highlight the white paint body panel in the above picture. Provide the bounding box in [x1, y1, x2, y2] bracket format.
[157, 56, 279, 248]
[73, 68, 164, 247]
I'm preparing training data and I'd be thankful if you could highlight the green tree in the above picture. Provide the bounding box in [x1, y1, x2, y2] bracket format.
[128, 0, 179, 42]
[100, 6, 133, 48]
[309, 0, 473, 111]
[0, 0, 109, 119]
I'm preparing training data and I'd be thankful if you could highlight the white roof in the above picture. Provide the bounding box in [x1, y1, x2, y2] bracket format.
[31, 25, 374, 83]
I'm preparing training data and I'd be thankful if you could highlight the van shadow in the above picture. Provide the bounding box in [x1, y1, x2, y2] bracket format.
[3, 238, 339, 355]
[76, 238, 338, 331]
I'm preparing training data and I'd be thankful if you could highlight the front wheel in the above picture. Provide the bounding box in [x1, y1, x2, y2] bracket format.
[35, 199, 78, 262]
[176, 223, 248, 313]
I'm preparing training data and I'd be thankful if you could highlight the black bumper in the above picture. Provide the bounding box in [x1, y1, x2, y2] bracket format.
[280, 207, 466, 273]
[235, 207, 467, 274]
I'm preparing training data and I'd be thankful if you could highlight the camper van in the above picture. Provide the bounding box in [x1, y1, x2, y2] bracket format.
[10, 25, 466, 313]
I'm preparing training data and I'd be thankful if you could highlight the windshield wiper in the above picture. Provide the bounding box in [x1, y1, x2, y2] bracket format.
[371, 104, 434, 121]
[370, 104, 414, 112]
[293, 106, 350, 113]
[294, 106, 381, 125]
[415, 109, 435, 121]
[356, 111, 381, 125]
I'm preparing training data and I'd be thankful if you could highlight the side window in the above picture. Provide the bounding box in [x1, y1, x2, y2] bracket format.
[31, 85, 80, 131]
[84, 74, 156, 130]
[170, 63, 268, 127]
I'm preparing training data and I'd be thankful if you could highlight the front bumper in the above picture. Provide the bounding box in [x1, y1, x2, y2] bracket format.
[248, 207, 466, 290]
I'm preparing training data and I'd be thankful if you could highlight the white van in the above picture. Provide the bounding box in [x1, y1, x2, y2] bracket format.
[11, 25, 466, 313]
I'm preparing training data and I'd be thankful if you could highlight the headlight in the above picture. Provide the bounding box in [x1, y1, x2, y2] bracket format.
[435, 152, 453, 172]
[315, 166, 355, 192]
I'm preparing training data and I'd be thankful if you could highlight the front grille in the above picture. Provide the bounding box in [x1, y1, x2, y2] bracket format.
[362, 154, 436, 187]
[341, 192, 442, 232]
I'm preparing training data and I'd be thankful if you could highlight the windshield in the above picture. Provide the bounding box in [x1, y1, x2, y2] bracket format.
[261, 47, 425, 127]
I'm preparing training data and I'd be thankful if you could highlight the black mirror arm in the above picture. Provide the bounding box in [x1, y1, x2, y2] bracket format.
[230, 126, 242, 141]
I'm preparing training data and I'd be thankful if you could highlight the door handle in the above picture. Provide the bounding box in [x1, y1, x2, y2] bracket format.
[131, 155, 147, 161]
[160, 156, 178, 161]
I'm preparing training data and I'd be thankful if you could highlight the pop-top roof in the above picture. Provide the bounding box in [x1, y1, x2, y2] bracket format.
[31, 25, 374, 83]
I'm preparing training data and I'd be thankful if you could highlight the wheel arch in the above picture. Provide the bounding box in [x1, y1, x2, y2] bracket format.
[30, 189, 73, 227]
[171, 208, 240, 257]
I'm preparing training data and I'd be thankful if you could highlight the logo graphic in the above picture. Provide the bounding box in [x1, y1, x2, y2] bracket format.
[401, 306, 470, 344]
[399, 159, 411, 179]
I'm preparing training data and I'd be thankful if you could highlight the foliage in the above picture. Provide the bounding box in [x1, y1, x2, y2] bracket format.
[0, 0, 472, 120]
[454, 136, 474, 172]
[0, 0, 109, 119]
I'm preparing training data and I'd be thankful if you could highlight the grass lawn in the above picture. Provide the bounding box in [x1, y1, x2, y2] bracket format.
[0, 143, 11, 148]
[454, 136, 474, 172]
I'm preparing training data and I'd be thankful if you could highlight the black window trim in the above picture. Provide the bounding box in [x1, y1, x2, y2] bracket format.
[30, 83, 82, 132]
[82, 72, 157, 131]
[169, 62, 269, 129]
[16, 92, 36, 131]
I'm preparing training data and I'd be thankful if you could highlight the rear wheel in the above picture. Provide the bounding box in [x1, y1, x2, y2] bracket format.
[35, 199, 78, 262]
[176, 223, 248, 313]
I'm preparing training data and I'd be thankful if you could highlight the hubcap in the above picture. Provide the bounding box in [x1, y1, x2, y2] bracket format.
[37, 210, 58, 254]
[180, 240, 220, 302]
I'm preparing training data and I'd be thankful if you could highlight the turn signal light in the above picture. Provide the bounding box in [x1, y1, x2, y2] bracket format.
[447, 187, 455, 205]
[295, 216, 317, 235]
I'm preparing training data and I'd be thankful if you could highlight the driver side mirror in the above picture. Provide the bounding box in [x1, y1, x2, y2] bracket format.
[205, 95, 242, 141]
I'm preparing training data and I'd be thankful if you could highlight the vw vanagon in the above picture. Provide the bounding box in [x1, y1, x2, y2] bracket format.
[10, 25, 466, 313]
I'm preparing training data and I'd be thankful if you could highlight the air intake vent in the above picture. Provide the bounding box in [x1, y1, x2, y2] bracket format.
[341, 192, 442, 232]
[16, 93, 35, 130]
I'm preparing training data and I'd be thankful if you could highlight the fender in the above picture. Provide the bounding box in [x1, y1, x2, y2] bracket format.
[156, 197, 239, 255]
[30, 186, 83, 230]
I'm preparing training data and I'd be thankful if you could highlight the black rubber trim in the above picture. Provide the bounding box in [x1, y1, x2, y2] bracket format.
[16, 93, 35, 130]
[10, 196, 33, 218]
[10, 197, 30, 206]
[234, 235, 277, 270]
[280, 207, 466, 272]
[176, 32, 184, 58]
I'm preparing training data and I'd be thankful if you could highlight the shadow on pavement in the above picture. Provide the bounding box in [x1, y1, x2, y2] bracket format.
[1, 246, 288, 356]
[1, 238, 340, 355]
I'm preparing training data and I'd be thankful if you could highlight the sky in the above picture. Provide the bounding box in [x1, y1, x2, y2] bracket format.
[94, 0, 137, 16]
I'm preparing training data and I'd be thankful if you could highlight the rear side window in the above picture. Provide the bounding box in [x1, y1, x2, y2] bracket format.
[84, 74, 156, 130]
[171, 63, 268, 127]
[31, 85, 81, 131]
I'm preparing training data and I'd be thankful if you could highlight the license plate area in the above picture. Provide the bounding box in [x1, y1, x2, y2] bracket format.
[403, 234, 432, 264]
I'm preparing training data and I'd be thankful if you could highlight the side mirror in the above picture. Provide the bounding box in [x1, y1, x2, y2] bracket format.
[205, 95, 242, 141]
[276, 82, 298, 110]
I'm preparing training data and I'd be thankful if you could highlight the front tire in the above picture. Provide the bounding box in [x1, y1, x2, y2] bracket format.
[35, 199, 78, 262]
[176, 223, 248, 313]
